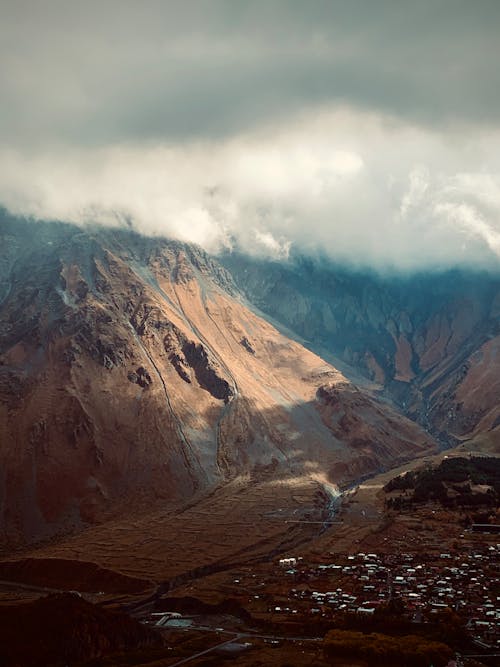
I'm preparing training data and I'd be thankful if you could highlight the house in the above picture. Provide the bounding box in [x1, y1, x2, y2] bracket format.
[356, 606, 375, 614]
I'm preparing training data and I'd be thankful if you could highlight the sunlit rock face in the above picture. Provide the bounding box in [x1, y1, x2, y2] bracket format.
[221, 252, 500, 446]
[0, 214, 436, 545]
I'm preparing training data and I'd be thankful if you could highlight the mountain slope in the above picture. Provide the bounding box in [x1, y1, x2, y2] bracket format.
[0, 216, 436, 546]
[221, 252, 500, 448]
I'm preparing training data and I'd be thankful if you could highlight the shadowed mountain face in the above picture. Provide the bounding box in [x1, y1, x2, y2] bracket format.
[0, 216, 436, 546]
[221, 253, 500, 447]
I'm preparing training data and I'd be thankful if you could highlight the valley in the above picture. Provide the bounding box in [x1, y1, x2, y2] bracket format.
[1, 441, 498, 666]
[0, 216, 498, 666]
[2, 1, 500, 664]
[222, 252, 500, 449]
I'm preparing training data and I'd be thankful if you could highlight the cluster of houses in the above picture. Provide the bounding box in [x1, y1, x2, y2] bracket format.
[273, 545, 499, 649]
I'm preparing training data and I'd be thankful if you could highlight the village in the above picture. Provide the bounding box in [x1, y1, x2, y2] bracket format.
[143, 462, 500, 665]
[144, 541, 499, 666]
[138, 454, 500, 664]
[268, 545, 500, 649]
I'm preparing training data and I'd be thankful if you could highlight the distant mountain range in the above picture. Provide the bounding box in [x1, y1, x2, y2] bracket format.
[222, 251, 500, 448]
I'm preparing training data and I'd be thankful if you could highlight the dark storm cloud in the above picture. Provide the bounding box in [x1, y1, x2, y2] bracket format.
[1, 0, 500, 147]
[1, 1, 500, 270]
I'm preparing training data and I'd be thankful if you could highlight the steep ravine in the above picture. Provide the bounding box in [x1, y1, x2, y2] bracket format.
[221, 252, 500, 447]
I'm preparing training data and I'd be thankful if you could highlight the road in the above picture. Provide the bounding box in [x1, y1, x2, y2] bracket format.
[162, 622, 323, 666]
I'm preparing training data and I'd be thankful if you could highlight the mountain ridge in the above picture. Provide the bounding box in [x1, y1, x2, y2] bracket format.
[0, 216, 437, 548]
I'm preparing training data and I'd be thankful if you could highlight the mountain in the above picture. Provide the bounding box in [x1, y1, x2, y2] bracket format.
[221, 252, 500, 448]
[0, 215, 436, 547]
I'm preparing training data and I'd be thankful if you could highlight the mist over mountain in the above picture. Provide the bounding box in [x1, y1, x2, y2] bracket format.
[2, 115, 500, 273]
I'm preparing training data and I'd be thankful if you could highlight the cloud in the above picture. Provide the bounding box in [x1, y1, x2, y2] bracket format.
[435, 202, 500, 258]
[1, 2, 500, 271]
[1, 109, 500, 270]
[1, 1, 500, 148]
[399, 167, 429, 220]
[254, 231, 291, 260]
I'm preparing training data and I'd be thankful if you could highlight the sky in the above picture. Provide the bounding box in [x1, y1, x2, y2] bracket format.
[1, 0, 500, 270]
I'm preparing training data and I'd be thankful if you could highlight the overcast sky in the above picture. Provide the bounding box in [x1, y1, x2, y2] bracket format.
[1, 0, 500, 270]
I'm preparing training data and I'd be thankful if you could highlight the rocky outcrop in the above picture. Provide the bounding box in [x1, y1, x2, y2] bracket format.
[240, 336, 255, 354]
[127, 366, 153, 388]
[316, 382, 433, 481]
[163, 323, 233, 401]
[182, 340, 233, 402]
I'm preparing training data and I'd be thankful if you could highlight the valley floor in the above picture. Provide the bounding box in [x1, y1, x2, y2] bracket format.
[0, 439, 499, 666]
